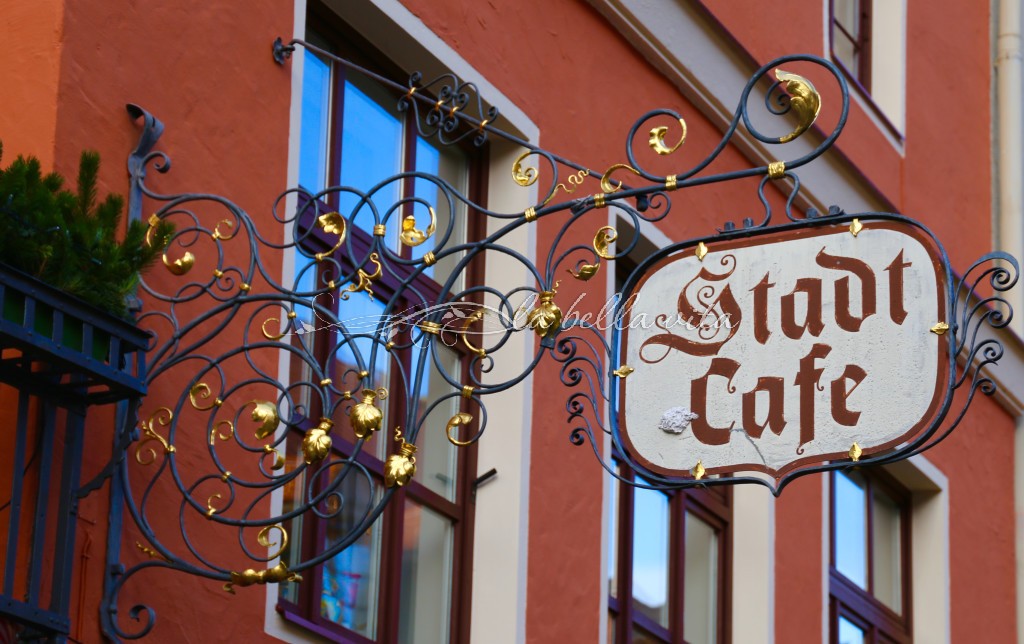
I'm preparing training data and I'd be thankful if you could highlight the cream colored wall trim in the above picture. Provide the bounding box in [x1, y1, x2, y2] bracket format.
[587, 0, 888, 216]
[869, 0, 907, 134]
[320, 0, 533, 141]
[732, 483, 775, 644]
[473, 139, 537, 644]
[265, 1, 311, 641]
[821, 456, 950, 644]
[267, 1, 540, 642]
[996, 0, 1024, 340]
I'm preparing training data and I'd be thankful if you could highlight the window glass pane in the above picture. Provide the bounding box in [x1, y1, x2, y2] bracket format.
[409, 342, 460, 501]
[299, 48, 332, 194]
[834, 471, 868, 589]
[412, 137, 468, 290]
[837, 615, 866, 644]
[339, 74, 403, 244]
[873, 488, 902, 613]
[398, 502, 454, 643]
[834, 0, 860, 35]
[684, 512, 718, 644]
[833, 28, 859, 78]
[334, 295, 390, 459]
[321, 474, 382, 638]
[631, 485, 670, 628]
[607, 472, 619, 598]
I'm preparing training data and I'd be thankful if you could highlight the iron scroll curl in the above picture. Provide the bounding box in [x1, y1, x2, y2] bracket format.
[97, 46, 1017, 639]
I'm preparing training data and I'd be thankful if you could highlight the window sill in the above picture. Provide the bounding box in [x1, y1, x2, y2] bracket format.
[277, 601, 377, 644]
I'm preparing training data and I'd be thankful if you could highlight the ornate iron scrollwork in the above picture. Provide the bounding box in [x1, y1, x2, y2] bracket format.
[98, 46, 1017, 639]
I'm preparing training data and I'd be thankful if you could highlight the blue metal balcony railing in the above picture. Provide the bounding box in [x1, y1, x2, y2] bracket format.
[0, 264, 147, 640]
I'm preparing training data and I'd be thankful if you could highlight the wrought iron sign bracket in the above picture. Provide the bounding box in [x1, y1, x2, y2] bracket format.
[95, 44, 1018, 640]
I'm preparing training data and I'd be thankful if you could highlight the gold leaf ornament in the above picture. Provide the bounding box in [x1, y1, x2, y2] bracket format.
[648, 118, 687, 155]
[350, 388, 388, 439]
[302, 417, 334, 465]
[460, 310, 488, 358]
[224, 562, 302, 594]
[692, 460, 706, 480]
[600, 164, 641, 194]
[593, 226, 617, 260]
[162, 250, 195, 276]
[250, 401, 279, 440]
[613, 365, 635, 378]
[849, 442, 863, 462]
[849, 218, 864, 237]
[400, 207, 437, 247]
[567, 262, 600, 281]
[315, 212, 347, 260]
[189, 382, 221, 411]
[511, 151, 539, 187]
[257, 524, 289, 560]
[445, 412, 475, 446]
[384, 428, 418, 488]
[526, 282, 563, 339]
[136, 408, 176, 465]
[341, 253, 383, 301]
[774, 69, 821, 143]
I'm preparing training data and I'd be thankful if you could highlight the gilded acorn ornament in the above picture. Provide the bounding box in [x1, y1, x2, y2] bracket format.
[384, 428, 417, 488]
[302, 417, 333, 465]
[350, 388, 387, 439]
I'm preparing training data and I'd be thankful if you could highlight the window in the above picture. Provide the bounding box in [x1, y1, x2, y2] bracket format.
[276, 12, 483, 643]
[829, 0, 907, 133]
[831, 0, 871, 89]
[607, 228, 729, 643]
[830, 470, 911, 644]
[607, 462, 730, 644]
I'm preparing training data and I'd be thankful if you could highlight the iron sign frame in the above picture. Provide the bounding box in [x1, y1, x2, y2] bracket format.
[89, 43, 1017, 640]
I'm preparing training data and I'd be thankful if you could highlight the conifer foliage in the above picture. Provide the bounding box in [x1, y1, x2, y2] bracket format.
[0, 142, 173, 317]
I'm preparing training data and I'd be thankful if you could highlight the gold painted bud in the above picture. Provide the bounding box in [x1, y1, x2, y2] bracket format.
[350, 389, 384, 439]
[302, 417, 333, 465]
[384, 430, 417, 488]
[526, 285, 563, 339]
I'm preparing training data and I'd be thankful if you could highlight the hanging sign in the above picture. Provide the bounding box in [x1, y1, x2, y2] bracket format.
[617, 221, 949, 479]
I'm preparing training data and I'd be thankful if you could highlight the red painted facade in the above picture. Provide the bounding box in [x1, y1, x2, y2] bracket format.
[0, 0, 1018, 642]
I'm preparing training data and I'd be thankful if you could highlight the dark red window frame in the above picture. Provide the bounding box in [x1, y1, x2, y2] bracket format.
[830, 0, 872, 91]
[828, 0, 903, 140]
[275, 8, 489, 642]
[829, 469, 912, 644]
[607, 459, 731, 644]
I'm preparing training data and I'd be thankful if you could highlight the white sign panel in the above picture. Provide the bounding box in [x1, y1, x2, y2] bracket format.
[618, 223, 949, 478]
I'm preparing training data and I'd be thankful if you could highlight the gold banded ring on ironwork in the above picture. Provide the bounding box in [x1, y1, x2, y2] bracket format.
[524, 207, 537, 222]
[768, 161, 786, 180]
[665, 175, 678, 191]
[373, 224, 387, 236]
[419, 320, 442, 335]
[423, 251, 437, 266]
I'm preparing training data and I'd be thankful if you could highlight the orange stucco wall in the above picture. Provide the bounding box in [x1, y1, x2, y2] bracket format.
[400, 2, 795, 640]
[708, 1, 1017, 641]
[0, 0, 64, 169]
[0, 0, 1018, 642]
[0, 1, 293, 641]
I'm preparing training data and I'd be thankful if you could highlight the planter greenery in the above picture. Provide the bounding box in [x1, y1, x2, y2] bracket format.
[0, 141, 173, 318]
